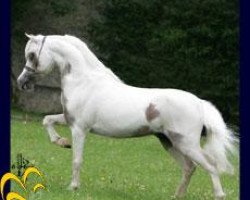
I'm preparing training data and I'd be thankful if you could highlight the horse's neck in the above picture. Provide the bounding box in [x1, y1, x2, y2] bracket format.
[49, 37, 121, 93]
[50, 38, 94, 78]
[63, 35, 122, 83]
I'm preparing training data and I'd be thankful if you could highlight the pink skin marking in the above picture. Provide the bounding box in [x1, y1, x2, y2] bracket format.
[145, 103, 160, 122]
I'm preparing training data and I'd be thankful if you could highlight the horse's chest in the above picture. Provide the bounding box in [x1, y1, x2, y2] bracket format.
[61, 93, 76, 125]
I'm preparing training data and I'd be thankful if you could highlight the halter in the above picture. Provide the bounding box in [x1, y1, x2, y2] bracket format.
[37, 36, 47, 61]
[25, 36, 47, 73]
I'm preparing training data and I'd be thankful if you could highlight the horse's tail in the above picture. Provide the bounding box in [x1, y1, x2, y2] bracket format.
[201, 100, 237, 174]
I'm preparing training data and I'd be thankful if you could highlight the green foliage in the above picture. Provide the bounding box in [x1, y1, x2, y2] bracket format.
[11, 0, 239, 125]
[50, 0, 77, 16]
[87, 0, 239, 125]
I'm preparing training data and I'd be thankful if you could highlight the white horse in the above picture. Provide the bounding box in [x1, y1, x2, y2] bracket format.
[17, 34, 236, 200]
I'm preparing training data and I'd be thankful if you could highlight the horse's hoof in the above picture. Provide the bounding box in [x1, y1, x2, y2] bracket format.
[173, 194, 184, 199]
[54, 137, 71, 148]
[170, 195, 179, 199]
[67, 183, 79, 191]
[174, 189, 186, 199]
[215, 193, 226, 200]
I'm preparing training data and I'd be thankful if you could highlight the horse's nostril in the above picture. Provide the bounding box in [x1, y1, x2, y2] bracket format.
[17, 76, 27, 91]
[21, 83, 26, 90]
[17, 80, 23, 90]
[17, 76, 24, 87]
[19, 80, 35, 92]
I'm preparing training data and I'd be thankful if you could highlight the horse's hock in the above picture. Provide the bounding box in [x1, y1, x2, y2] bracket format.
[13, 67, 63, 113]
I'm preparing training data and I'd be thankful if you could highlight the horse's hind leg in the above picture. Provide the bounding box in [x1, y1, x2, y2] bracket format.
[172, 153, 196, 198]
[171, 133, 225, 200]
[43, 114, 71, 148]
[156, 134, 196, 198]
[185, 148, 225, 199]
[165, 146, 197, 198]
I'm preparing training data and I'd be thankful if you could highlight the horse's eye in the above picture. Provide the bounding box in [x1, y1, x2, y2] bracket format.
[29, 53, 35, 61]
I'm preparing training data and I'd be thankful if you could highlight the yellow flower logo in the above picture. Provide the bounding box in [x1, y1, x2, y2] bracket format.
[0, 167, 46, 200]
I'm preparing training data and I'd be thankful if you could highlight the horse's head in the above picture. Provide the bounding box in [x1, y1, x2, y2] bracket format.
[17, 33, 54, 92]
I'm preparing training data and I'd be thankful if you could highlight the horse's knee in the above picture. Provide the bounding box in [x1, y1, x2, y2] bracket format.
[43, 116, 52, 127]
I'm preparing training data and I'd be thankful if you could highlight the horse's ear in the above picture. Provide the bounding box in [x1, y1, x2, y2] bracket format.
[25, 33, 35, 39]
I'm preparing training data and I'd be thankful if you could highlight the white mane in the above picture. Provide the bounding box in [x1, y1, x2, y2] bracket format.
[63, 35, 122, 82]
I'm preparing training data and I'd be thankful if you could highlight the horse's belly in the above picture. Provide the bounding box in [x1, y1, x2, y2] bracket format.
[90, 118, 154, 138]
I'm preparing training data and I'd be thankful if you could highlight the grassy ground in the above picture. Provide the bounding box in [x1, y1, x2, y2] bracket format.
[11, 110, 239, 200]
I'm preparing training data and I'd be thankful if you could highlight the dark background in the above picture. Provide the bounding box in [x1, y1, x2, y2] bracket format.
[4, 0, 250, 199]
[0, 0, 10, 195]
[11, 0, 239, 127]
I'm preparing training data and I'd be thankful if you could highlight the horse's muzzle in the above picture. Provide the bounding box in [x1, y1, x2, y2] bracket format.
[17, 72, 35, 92]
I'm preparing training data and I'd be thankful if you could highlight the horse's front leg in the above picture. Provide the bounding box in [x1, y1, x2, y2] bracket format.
[42, 114, 71, 148]
[68, 125, 86, 190]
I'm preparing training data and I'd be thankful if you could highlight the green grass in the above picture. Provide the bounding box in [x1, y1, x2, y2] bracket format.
[11, 111, 239, 200]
